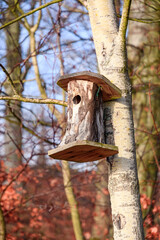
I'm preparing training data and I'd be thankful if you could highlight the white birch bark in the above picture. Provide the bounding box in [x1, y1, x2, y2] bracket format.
[88, 0, 144, 239]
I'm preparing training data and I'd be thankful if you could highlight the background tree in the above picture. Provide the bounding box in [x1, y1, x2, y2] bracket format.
[128, 0, 160, 237]
[91, 160, 112, 240]
[0, 1, 89, 239]
[3, 0, 23, 169]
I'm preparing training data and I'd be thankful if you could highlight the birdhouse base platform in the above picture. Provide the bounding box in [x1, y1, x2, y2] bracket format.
[48, 140, 118, 163]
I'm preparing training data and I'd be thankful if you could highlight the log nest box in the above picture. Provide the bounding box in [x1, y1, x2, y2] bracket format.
[48, 71, 121, 163]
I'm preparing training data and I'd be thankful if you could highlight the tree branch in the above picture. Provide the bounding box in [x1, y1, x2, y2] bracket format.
[119, 0, 132, 42]
[0, 95, 67, 106]
[31, 6, 42, 33]
[77, 0, 88, 9]
[4, 115, 54, 145]
[16, 1, 31, 31]
[0, 0, 63, 30]
[0, 64, 19, 95]
[29, 31, 62, 121]
[117, 14, 160, 24]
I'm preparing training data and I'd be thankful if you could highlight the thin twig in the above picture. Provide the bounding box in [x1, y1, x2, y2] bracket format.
[4, 106, 56, 145]
[0, 64, 19, 95]
[148, 82, 160, 139]
[117, 14, 160, 24]
[0, 134, 33, 200]
[30, 0, 42, 33]
[149, 138, 160, 171]
[0, 0, 63, 30]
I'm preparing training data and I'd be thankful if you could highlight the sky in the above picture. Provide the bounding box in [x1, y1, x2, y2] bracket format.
[0, 0, 98, 170]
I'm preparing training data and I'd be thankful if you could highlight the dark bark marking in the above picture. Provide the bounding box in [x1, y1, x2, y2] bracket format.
[113, 213, 126, 230]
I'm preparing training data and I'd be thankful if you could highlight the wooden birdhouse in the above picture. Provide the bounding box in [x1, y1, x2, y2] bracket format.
[48, 71, 121, 163]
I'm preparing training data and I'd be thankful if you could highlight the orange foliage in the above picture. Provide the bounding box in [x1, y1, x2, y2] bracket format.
[0, 161, 159, 240]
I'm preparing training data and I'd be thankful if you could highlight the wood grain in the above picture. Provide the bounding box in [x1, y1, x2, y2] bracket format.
[48, 140, 118, 163]
[57, 71, 121, 101]
[60, 80, 104, 145]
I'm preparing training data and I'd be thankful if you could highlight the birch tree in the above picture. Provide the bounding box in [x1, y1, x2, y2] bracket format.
[87, 0, 144, 239]
[0, 0, 147, 239]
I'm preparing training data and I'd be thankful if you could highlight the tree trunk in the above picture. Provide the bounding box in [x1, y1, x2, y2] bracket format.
[62, 161, 84, 240]
[128, 0, 160, 226]
[0, 207, 5, 240]
[88, 0, 144, 239]
[57, 20, 84, 240]
[4, 1, 23, 169]
[91, 160, 112, 240]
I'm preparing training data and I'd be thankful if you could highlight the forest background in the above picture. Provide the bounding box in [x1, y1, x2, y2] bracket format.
[0, 0, 159, 239]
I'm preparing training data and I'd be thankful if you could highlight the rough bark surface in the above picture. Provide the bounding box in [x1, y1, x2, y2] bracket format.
[4, 2, 22, 169]
[61, 80, 104, 145]
[88, 0, 144, 239]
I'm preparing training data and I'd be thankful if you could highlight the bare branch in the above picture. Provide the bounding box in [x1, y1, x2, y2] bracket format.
[31, 0, 42, 33]
[119, 0, 132, 42]
[0, 0, 63, 30]
[63, 3, 88, 13]
[117, 14, 160, 24]
[29, 32, 62, 120]
[0, 95, 67, 106]
[0, 64, 19, 95]
[77, 0, 88, 9]
[16, 1, 31, 31]
[4, 115, 54, 144]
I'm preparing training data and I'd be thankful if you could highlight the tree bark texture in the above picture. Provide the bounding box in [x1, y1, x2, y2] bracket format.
[4, 2, 22, 169]
[88, 0, 144, 239]
[60, 80, 104, 145]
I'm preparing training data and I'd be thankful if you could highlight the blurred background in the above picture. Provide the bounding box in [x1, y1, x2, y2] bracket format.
[0, 0, 159, 239]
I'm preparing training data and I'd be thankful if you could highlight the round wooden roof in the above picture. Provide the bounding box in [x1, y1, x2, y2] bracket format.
[57, 71, 121, 101]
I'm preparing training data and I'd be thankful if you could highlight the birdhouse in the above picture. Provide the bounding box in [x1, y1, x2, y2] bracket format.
[48, 71, 121, 163]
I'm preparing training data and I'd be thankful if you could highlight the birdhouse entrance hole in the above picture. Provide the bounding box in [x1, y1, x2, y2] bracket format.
[48, 71, 121, 163]
[73, 95, 81, 104]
